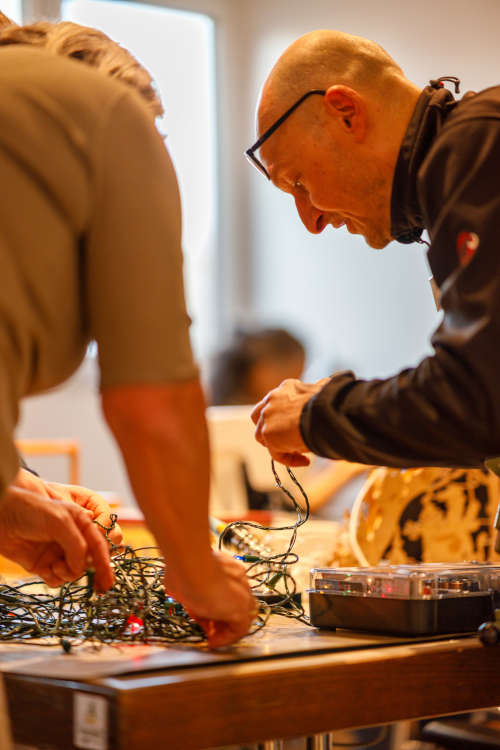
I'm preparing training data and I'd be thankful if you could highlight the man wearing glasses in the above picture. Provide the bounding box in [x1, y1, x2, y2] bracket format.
[249, 29, 500, 481]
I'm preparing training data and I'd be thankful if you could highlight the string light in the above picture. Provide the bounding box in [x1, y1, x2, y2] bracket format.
[0, 461, 311, 648]
[219, 461, 311, 627]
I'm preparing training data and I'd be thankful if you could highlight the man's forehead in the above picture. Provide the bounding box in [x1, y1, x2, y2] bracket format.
[257, 71, 303, 127]
[257, 84, 280, 132]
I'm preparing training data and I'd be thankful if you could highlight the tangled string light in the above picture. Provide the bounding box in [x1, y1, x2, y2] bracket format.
[0, 461, 310, 648]
[219, 461, 310, 627]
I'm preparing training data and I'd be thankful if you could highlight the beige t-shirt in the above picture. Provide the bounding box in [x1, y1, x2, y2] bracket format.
[0, 45, 197, 492]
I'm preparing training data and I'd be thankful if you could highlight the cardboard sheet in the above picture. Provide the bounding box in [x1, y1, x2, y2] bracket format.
[0, 617, 471, 681]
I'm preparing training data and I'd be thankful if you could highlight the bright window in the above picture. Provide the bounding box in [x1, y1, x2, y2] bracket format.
[62, 0, 218, 362]
[1, 0, 22, 23]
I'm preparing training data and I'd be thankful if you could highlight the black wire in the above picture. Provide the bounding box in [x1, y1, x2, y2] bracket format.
[0, 465, 312, 648]
[219, 460, 312, 626]
[0, 542, 205, 646]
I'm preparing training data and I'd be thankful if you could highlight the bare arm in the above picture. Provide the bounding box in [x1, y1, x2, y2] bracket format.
[101, 378, 256, 648]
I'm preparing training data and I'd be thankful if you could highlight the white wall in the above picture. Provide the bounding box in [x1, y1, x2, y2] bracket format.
[17, 0, 500, 503]
[17, 358, 131, 499]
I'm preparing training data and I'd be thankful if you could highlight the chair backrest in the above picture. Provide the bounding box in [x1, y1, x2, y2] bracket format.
[15, 439, 80, 485]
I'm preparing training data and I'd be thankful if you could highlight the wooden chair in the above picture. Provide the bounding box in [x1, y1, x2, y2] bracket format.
[15, 439, 81, 485]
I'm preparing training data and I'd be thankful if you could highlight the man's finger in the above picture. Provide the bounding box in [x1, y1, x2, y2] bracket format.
[70, 509, 114, 591]
[250, 399, 266, 425]
[213, 551, 250, 579]
[28, 543, 67, 587]
[45, 483, 71, 502]
[275, 451, 310, 467]
[315, 377, 332, 388]
[36, 561, 67, 588]
[205, 618, 251, 649]
[51, 558, 77, 582]
[254, 414, 268, 447]
[58, 487, 123, 546]
[193, 615, 247, 650]
[31, 542, 63, 578]
[42, 505, 88, 578]
[36, 569, 66, 588]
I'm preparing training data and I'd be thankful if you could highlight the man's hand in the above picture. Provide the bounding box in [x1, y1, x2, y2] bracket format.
[165, 550, 258, 649]
[46, 483, 123, 546]
[102, 379, 258, 649]
[251, 378, 329, 466]
[1, 471, 114, 589]
[13, 469, 122, 545]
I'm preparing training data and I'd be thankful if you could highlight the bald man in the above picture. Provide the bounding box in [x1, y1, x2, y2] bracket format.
[249, 30, 500, 472]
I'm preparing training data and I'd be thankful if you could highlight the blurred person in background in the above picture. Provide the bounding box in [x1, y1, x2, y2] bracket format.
[208, 326, 368, 517]
[209, 327, 305, 407]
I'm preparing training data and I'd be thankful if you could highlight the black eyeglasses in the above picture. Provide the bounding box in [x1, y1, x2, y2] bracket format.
[245, 89, 326, 179]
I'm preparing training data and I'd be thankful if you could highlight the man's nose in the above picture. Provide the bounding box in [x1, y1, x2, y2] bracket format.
[294, 192, 325, 234]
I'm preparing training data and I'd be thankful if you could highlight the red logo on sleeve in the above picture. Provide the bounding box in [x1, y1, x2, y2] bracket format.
[457, 231, 479, 267]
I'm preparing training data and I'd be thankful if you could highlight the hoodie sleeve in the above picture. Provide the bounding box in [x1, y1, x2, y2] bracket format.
[300, 114, 500, 469]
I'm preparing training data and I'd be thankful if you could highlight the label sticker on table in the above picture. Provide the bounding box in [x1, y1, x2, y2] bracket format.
[73, 692, 108, 750]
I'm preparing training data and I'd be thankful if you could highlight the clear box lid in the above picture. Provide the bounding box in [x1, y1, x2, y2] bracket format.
[309, 562, 500, 599]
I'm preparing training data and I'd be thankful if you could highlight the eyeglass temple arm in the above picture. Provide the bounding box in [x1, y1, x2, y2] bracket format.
[246, 89, 326, 155]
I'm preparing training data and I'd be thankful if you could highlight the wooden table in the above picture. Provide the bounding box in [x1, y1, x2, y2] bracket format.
[3, 618, 500, 750]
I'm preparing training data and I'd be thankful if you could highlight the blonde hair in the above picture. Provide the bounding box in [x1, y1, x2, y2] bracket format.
[0, 20, 163, 118]
[0, 10, 13, 28]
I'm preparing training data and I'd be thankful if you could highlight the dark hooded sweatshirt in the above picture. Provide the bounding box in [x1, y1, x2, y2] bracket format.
[300, 79, 500, 469]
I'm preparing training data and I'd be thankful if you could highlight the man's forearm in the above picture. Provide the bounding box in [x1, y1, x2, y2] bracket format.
[300, 357, 498, 468]
[102, 379, 216, 589]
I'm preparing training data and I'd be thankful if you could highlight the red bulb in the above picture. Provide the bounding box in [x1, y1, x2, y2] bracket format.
[126, 615, 144, 634]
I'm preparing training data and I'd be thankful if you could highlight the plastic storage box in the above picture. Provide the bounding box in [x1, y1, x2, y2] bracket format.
[308, 562, 500, 635]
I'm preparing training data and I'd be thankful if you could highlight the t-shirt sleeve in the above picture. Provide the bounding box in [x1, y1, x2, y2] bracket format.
[86, 90, 198, 389]
[300, 116, 500, 469]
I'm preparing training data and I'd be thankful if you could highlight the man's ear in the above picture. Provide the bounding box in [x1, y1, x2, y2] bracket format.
[324, 85, 367, 142]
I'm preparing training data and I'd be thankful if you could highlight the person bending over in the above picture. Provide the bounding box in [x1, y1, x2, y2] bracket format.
[248, 30, 500, 478]
[0, 17, 254, 646]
